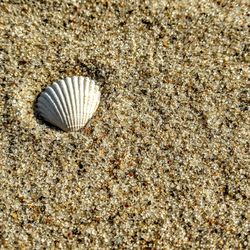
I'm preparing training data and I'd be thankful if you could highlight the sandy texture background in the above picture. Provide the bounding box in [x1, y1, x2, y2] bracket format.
[0, 0, 249, 249]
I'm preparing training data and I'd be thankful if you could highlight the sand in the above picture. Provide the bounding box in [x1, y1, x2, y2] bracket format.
[0, 0, 249, 249]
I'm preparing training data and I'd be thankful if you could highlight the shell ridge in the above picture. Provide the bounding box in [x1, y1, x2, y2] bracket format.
[79, 76, 84, 129]
[46, 86, 68, 126]
[70, 77, 77, 129]
[86, 78, 92, 125]
[53, 82, 71, 129]
[38, 95, 65, 129]
[76, 76, 81, 130]
[65, 77, 75, 129]
[81, 77, 86, 127]
[38, 95, 62, 123]
[72, 76, 79, 130]
[61, 79, 73, 129]
[82, 77, 89, 127]
[83, 78, 89, 124]
[38, 105, 63, 129]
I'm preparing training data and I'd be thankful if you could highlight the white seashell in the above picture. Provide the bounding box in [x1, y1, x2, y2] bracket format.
[37, 76, 101, 131]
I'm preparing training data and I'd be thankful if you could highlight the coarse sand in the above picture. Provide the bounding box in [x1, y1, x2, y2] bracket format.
[0, 0, 249, 249]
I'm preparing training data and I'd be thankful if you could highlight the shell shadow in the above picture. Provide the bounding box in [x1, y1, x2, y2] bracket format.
[33, 91, 62, 132]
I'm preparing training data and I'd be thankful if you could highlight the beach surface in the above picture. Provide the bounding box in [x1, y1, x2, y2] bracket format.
[0, 0, 249, 248]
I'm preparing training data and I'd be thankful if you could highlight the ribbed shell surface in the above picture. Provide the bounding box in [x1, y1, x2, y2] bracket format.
[37, 76, 101, 131]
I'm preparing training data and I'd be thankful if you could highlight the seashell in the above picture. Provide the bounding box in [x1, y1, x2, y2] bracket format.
[37, 76, 101, 131]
